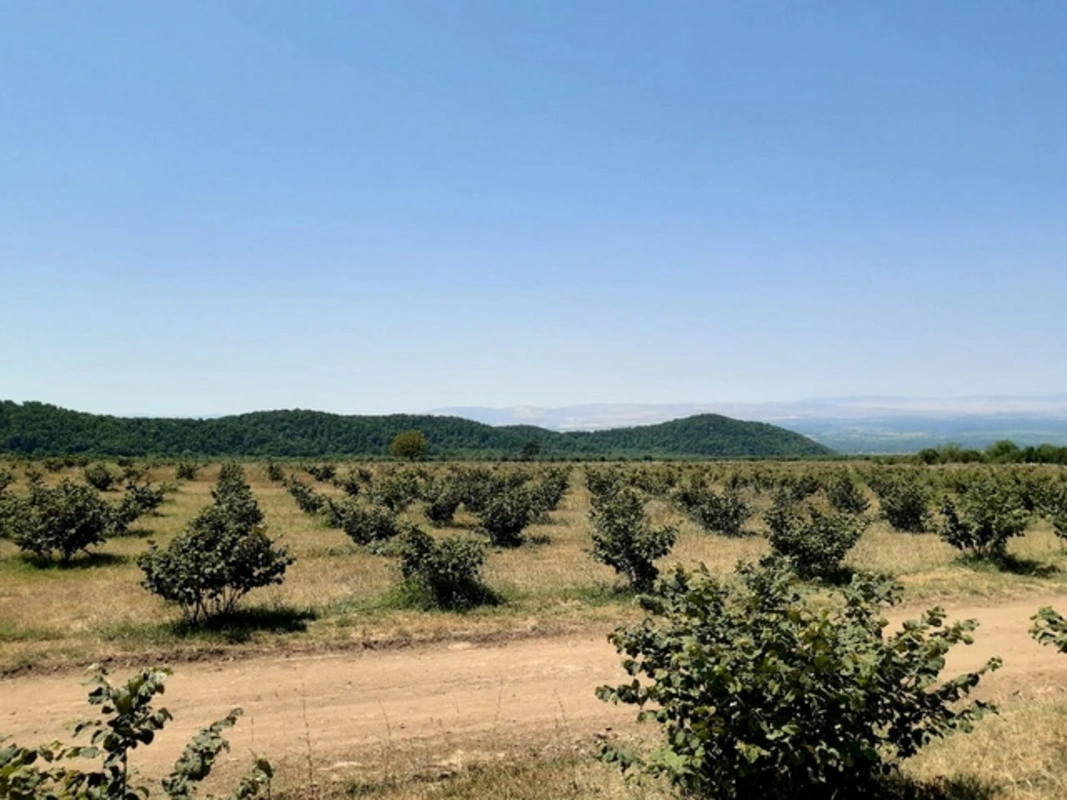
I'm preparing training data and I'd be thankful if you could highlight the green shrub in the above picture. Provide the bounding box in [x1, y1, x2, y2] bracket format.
[305, 463, 336, 482]
[116, 479, 167, 525]
[175, 461, 200, 481]
[265, 461, 285, 483]
[330, 500, 400, 545]
[3, 478, 122, 562]
[476, 485, 540, 547]
[596, 558, 1000, 799]
[332, 469, 363, 497]
[870, 471, 930, 532]
[424, 488, 461, 527]
[0, 465, 14, 495]
[83, 462, 119, 492]
[1031, 606, 1067, 653]
[0, 664, 272, 800]
[394, 527, 491, 610]
[939, 477, 1032, 560]
[284, 476, 325, 516]
[371, 467, 424, 512]
[764, 493, 866, 580]
[826, 472, 871, 515]
[138, 465, 291, 623]
[589, 486, 675, 592]
[673, 479, 750, 536]
[530, 467, 571, 511]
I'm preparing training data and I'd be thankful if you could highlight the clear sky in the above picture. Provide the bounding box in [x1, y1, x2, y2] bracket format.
[2, 1, 1064, 416]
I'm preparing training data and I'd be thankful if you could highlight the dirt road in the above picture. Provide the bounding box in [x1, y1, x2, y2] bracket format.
[3, 594, 1066, 784]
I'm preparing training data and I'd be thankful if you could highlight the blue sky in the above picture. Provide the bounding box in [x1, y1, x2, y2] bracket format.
[2, 1, 1064, 416]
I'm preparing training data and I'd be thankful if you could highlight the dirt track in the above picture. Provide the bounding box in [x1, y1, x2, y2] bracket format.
[4, 594, 1067, 783]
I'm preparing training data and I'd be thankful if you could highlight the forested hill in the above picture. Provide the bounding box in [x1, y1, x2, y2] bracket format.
[0, 401, 834, 459]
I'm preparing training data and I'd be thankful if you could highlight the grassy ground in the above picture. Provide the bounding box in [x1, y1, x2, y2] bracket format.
[2, 461, 1067, 675]
[5, 460, 1067, 799]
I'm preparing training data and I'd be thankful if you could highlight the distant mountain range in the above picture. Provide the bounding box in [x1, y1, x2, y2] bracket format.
[433, 396, 1067, 453]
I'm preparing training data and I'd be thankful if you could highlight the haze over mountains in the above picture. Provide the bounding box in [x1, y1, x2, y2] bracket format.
[434, 395, 1067, 453]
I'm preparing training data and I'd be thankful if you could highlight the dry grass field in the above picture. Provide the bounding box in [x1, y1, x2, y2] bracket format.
[3, 459, 1067, 799]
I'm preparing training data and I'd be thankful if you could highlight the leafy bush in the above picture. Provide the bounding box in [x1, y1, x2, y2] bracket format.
[585, 466, 625, 500]
[870, 471, 930, 532]
[284, 476, 326, 516]
[673, 478, 750, 536]
[138, 464, 292, 623]
[589, 486, 675, 592]
[1031, 606, 1067, 653]
[939, 477, 1032, 560]
[424, 488, 461, 527]
[447, 466, 499, 513]
[530, 467, 571, 512]
[2, 478, 123, 562]
[596, 558, 1000, 799]
[476, 485, 540, 547]
[332, 469, 363, 497]
[764, 493, 866, 580]
[826, 472, 871, 515]
[0, 465, 14, 495]
[394, 527, 491, 610]
[265, 461, 285, 483]
[305, 463, 336, 482]
[175, 461, 200, 481]
[83, 462, 120, 492]
[329, 500, 400, 545]
[117, 479, 167, 523]
[371, 467, 424, 512]
[0, 664, 272, 800]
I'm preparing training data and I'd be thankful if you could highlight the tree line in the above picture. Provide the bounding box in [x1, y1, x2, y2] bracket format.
[0, 401, 832, 459]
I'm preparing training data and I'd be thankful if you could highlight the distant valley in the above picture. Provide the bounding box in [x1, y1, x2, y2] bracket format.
[433, 396, 1067, 453]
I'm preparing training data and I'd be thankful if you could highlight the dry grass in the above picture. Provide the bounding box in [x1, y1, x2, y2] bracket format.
[6, 459, 1067, 799]
[3, 461, 1067, 674]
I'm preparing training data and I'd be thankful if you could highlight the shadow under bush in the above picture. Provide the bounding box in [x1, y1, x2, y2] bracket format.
[171, 605, 318, 643]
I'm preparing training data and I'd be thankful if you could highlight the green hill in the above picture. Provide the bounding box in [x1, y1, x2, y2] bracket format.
[0, 401, 834, 459]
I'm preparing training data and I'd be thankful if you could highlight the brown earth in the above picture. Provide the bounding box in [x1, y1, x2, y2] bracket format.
[3, 594, 1066, 787]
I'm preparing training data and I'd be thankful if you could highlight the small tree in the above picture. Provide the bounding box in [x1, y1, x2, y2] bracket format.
[589, 486, 675, 592]
[673, 479, 751, 537]
[764, 493, 866, 580]
[826, 472, 871, 515]
[394, 527, 491, 610]
[389, 429, 428, 460]
[476, 485, 540, 547]
[138, 464, 292, 623]
[329, 500, 400, 545]
[4, 478, 122, 563]
[597, 558, 1000, 799]
[0, 665, 272, 800]
[83, 463, 120, 492]
[175, 461, 200, 481]
[939, 477, 1032, 561]
[870, 471, 930, 532]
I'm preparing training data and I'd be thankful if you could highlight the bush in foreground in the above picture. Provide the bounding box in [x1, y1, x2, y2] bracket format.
[597, 558, 1000, 799]
[139, 464, 292, 623]
[0, 664, 271, 799]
